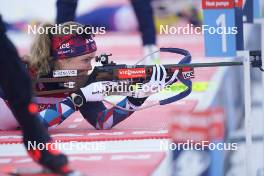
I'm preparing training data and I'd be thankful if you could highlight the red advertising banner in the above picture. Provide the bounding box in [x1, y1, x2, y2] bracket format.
[170, 108, 225, 143]
[202, 0, 235, 9]
[118, 68, 146, 79]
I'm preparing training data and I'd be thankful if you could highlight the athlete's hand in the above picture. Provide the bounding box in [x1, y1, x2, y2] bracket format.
[128, 64, 177, 98]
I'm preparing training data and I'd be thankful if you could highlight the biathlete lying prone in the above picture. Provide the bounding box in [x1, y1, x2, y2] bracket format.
[0, 22, 179, 130]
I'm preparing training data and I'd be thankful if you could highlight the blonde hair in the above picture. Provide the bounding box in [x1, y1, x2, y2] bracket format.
[27, 22, 84, 76]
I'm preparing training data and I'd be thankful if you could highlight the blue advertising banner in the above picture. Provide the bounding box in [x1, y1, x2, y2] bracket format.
[203, 9, 237, 56]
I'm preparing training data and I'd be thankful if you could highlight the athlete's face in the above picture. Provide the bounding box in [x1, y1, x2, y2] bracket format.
[58, 52, 96, 75]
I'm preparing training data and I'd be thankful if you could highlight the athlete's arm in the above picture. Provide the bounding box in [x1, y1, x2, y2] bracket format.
[79, 97, 146, 130]
[37, 95, 146, 129]
[37, 97, 76, 128]
[38, 64, 174, 128]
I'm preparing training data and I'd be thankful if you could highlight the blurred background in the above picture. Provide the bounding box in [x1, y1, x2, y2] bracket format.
[0, 0, 263, 176]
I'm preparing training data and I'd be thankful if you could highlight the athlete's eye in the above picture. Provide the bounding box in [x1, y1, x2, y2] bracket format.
[83, 58, 90, 62]
[83, 56, 93, 62]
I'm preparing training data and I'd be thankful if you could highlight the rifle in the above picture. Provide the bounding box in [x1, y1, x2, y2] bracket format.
[32, 48, 262, 111]
[33, 48, 194, 96]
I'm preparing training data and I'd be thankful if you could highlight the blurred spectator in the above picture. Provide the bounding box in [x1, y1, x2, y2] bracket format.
[0, 15, 71, 174]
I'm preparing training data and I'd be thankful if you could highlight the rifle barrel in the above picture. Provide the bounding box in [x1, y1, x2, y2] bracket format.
[169, 61, 243, 68]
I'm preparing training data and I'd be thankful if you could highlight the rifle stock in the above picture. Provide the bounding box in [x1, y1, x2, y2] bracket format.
[33, 64, 194, 96]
